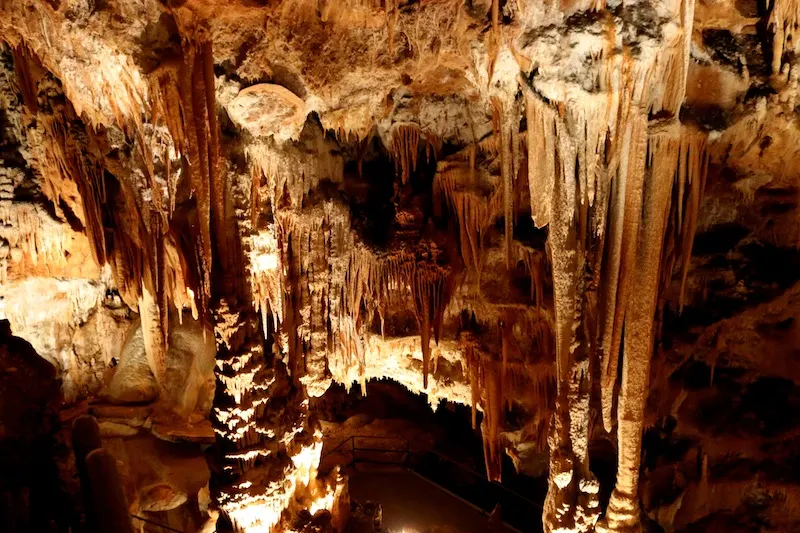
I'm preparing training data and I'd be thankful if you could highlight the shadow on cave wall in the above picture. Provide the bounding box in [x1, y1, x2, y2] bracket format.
[0, 319, 74, 533]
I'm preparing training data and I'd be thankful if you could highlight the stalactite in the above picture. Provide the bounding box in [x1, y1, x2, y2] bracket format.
[459, 310, 556, 483]
[11, 44, 40, 114]
[338, 239, 372, 391]
[249, 228, 283, 337]
[386, 0, 398, 59]
[272, 202, 444, 398]
[390, 123, 421, 185]
[491, 0, 500, 41]
[277, 205, 348, 397]
[28, 102, 195, 365]
[515, 241, 547, 307]
[675, 133, 709, 310]
[461, 334, 504, 481]
[526, 89, 619, 533]
[598, 113, 649, 433]
[525, 92, 556, 229]
[768, 0, 800, 73]
[146, 28, 219, 317]
[500, 315, 512, 412]
[35, 116, 96, 247]
[482, 355, 504, 481]
[462, 336, 481, 430]
[247, 140, 344, 212]
[410, 261, 451, 389]
[491, 97, 516, 269]
[433, 160, 503, 275]
[138, 283, 168, 386]
[0, 202, 82, 275]
[177, 45, 213, 310]
[328, 238, 453, 393]
[648, 0, 695, 116]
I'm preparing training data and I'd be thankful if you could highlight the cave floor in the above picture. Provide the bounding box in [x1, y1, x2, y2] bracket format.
[348, 469, 517, 533]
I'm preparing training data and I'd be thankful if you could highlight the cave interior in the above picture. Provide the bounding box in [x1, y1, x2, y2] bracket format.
[1, 0, 800, 532]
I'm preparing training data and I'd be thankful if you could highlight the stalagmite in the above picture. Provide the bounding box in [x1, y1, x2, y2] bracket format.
[72, 416, 102, 533]
[85, 449, 135, 533]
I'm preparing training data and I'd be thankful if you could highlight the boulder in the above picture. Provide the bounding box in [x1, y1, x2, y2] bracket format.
[98, 421, 139, 438]
[139, 483, 188, 513]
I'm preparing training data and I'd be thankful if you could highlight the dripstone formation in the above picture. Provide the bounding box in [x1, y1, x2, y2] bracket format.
[1, 0, 799, 532]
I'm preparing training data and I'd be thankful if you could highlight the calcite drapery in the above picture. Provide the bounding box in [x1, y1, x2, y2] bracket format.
[1, 0, 782, 531]
[519, 0, 704, 527]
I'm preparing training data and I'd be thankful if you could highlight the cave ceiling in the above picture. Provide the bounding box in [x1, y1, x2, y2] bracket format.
[1, 0, 800, 531]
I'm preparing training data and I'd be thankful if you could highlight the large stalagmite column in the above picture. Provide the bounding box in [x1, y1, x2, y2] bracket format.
[598, 126, 706, 533]
[596, 131, 678, 532]
[521, 0, 698, 528]
[531, 92, 612, 533]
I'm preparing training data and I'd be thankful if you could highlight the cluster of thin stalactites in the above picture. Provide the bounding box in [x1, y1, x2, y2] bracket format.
[5, 5, 718, 527]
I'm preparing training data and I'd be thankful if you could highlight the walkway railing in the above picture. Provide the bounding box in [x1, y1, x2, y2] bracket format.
[321, 435, 543, 532]
[129, 513, 184, 532]
[126, 435, 542, 532]
[322, 435, 412, 468]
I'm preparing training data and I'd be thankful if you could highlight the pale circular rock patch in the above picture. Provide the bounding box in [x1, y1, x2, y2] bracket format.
[226, 84, 307, 143]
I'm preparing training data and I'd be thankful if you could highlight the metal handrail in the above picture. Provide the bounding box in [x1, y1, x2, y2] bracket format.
[129, 513, 184, 532]
[321, 434, 541, 510]
[126, 436, 539, 533]
[420, 447, 542, 509]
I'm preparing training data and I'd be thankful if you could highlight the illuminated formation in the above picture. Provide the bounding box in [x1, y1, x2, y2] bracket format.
[1, 0, 799, 532]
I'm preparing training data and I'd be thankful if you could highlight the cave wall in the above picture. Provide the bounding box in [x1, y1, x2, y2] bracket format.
[0, 0, 799, 532]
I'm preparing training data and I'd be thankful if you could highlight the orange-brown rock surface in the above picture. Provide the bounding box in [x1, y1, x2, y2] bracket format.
[1, 0, 799, 532]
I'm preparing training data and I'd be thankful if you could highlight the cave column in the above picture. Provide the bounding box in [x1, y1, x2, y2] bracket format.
[541, 104, 602, 533]
[598, 127, 680, 533]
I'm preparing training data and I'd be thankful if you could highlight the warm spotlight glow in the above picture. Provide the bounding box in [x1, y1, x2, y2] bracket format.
[217, 429, 348, 533]
[248, 229, 283, 337]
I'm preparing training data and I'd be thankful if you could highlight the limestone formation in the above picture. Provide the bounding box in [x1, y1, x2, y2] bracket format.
[1, 0, 799, 532]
